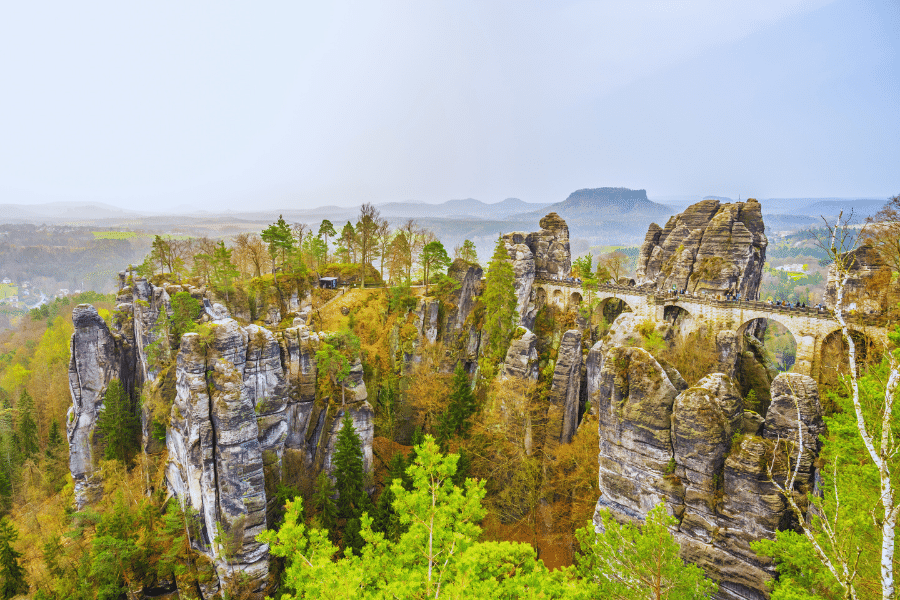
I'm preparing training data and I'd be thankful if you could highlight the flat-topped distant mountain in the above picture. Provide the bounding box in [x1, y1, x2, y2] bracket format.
[520, 187, 672, 222]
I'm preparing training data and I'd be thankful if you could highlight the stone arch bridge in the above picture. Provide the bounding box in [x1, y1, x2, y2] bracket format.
[534, 277, 890, 381]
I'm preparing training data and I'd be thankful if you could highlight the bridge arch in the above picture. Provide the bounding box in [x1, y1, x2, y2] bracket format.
[599, 296, 633, 324]
[662, 305, 694, 342]
[569, 291, 583, 308]
[818, 327, 881, 388]
[737, 317, 798, 373]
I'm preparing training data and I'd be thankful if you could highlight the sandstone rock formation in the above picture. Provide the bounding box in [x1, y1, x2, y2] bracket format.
[69, 274, 375, 597]
[443, 259, 483, 334]
[546, 329, 582, 444]
[503, 212, 572, 327]
[530, 212, 571, 279]
[162, 318, 373, 592]
[165, 331, 269, 594]
[716, 328, 777, 412]
[593, 346, 681, 521]
[67, 304, 139, 509]
[502, 232, 536, 326]
[590, 346, 824, 600]
[825, 243, 893, 314]
[635, 198, 767, 298]
[764, 373, 823, 494]
[501, 328, 539, 381]
[441, 259, 484, 370]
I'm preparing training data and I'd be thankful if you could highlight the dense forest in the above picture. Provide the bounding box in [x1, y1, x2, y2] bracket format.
[0, 197, 897, 599]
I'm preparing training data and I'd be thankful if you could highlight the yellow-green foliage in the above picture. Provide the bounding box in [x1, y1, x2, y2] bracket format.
[691, 256, 726, 283]
[144, 365, 177, 427]
[92, 231, 138, 240]
[636, 319, 656, 339]
[1, 303, 113, 452]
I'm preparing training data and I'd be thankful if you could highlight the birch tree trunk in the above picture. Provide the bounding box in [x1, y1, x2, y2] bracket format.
[829, 219, 900, 600]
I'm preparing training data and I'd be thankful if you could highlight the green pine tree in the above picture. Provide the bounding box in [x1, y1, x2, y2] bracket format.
[420, 240, 451, 295]
[16, 390, 38, 459]
[333, 412, 368, 519]
[95, 379, 139, 463]
[43, 419, 68, 493]
[333, 411, 370, 554]
[372, 453, 408, 542]
[0, 468, 10, 513]
[312, 471, 337, 536]
[47, 419, 63, 451]
[480, 236, 518, 379]
[436, 363, 477, 446]
[0, 517, 27, 599]
[261, 215, 295, 272]
[0, 392, 17, 485]
[576, 504, 717, 598]
[209, 241, 240, 303]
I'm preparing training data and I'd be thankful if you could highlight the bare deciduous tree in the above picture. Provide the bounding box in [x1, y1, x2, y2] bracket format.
[769, 212, 900, 600]
[598, 250, 630, 283]
[375, 217, 392, 283]
[233, 232, 266, 278]
[356, 203, 380, 288]
[864, 194, 900, 277]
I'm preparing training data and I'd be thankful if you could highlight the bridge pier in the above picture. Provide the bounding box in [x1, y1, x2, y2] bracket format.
[793, 334, 818, 377]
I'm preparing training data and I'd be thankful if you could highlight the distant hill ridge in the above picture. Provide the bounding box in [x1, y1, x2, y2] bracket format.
[521, 187, 670, 223]
[565, 187, 649, 204]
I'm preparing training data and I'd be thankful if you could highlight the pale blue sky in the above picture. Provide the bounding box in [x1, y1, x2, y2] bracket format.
[0, 0, 897, 211]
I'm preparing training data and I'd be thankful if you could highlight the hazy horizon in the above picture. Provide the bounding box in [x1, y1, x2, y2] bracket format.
[1, 1, 897, 213]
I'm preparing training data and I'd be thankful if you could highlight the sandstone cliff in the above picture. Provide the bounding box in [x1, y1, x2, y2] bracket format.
[67, 304, 140, 509]
[635, 199, 767, 298]
[590, 345, 822, 600]
[502, 212, 572, 327]
[825, 243, 894, 314]
[68, 274, 374, 597]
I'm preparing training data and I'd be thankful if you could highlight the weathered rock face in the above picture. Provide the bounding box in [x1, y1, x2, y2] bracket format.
[69, 274, 375, 598]
[444, 259, 483, 334]
[163, 316, 374, 593]
[589, 347, 824, 600]
[593, 346, 681, 521]
[635, 199, 767, 298]
[529, 212, 571, 279]
[546, 329, 582, 444]
[671, 374, 743, 525]
[503, 213, 573, 326]
[825, 243, 893, 314]
[67, 304, 139, 509]
[166, 330, 268, 594]
[501, 329, 539, 381]
[502, 232, 536, 326]
[764, 373, 824, 494]
[440, 259, 484, 371]
[716, 328, 777, 413]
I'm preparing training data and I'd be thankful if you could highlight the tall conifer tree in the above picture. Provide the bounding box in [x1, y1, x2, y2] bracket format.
[436, 363, 477, 445]
[0, 517, 27, 598]
[312, 472, 337, 536]
[480, 236, 518, 378]
[95, 379, 138, 463]
[333, 411, 367, 520]
[16, 390, 38, 459]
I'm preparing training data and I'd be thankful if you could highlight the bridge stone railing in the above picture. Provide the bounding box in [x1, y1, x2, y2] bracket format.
[533, 277, 889, 327]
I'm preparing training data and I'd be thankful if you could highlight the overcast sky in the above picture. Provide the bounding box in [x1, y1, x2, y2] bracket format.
[0, 0, 897, 211]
